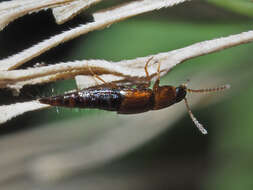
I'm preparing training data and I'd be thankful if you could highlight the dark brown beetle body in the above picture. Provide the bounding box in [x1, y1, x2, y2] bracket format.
[39, 57, 187, 114]
[39, 84, 187, 114]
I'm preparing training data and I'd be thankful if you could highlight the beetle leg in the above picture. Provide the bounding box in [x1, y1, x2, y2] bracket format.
[153, 60, 161, 92]
[144, 57, 154, 86]
[135, 57, 154, 89]
[87, 64, 117, 88]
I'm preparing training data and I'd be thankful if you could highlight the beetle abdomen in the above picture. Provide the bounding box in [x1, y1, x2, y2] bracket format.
[39, 88, 123, 111]
[78, 88, 123, 111]
[39, 87, 155, 114]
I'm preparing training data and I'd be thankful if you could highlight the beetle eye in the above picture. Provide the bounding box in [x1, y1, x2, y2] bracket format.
[175, 86, 187, 103]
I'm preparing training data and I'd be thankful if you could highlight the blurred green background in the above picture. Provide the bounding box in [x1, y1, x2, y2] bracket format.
[0, 0, 253, 189]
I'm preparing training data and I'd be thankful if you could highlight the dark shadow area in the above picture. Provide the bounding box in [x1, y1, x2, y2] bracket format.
[0, 9, 93, 65]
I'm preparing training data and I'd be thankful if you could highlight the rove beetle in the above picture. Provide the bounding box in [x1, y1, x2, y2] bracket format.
[39, 58, 230, 134]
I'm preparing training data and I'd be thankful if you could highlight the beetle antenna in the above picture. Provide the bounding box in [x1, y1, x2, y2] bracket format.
[184, 98, 208, 135]
[187, 84, 230, 93]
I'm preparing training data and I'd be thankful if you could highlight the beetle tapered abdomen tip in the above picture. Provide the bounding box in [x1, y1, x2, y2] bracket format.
[39, 97, 50, 105]
[39, 97, 60, 106]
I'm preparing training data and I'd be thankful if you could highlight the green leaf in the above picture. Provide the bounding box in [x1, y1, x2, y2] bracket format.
[207, 0, 253, 17]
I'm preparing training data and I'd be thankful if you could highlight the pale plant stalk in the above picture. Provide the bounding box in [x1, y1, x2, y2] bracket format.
[52, 0, 103, 24]
[0, 0, 190, 70]
[0, 30, 252, 90]
[0, 0, 103, 30]
[0, 0, 34, 10]
[0, 0, 75, 30]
